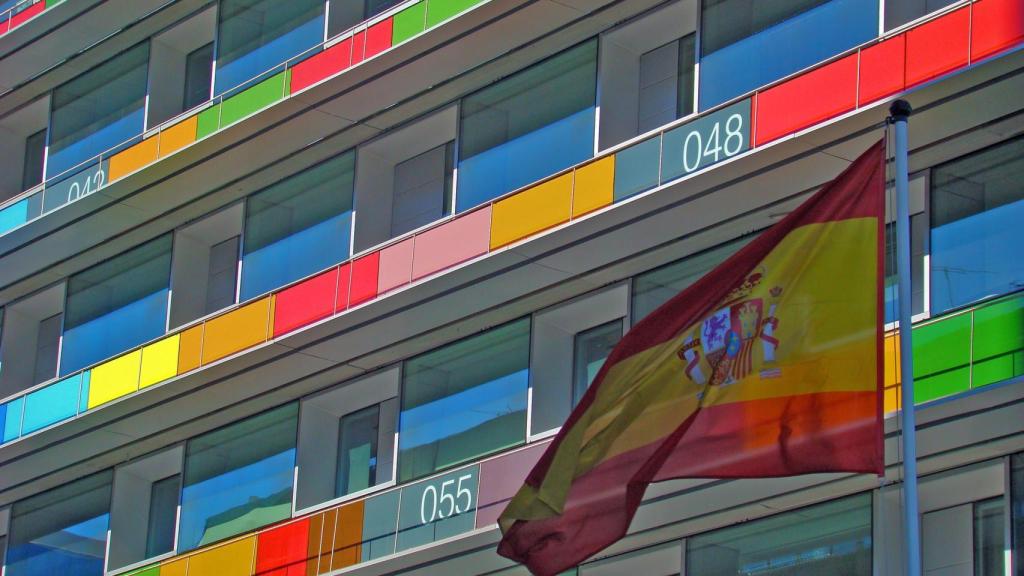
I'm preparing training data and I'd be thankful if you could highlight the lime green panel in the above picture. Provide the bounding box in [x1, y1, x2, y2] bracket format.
[912, 312, 971, 382]
[971, 295, 1024, 387]
[124, 566, 159, 576]
[426, 0, 481, 27]
[393, 2, 427, 44]
[219, 72, 288, 128]
[915, 367, 971, 404]
[196, 105, 221, 139]
[46, 0, 64, 7]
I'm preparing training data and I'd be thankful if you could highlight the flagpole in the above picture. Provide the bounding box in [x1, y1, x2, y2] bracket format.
[890, 99, 921, 576]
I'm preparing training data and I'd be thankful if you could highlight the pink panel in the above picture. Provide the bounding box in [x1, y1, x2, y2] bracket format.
[411, 207, 491, 281]
[476, 442, 551, 528]
[378, 238, 414, 293]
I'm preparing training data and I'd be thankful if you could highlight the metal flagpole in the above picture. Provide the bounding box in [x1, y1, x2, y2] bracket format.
[890, 99, 921, 576]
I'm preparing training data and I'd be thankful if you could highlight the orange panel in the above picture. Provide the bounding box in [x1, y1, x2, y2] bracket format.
[178, 324, 204, 373]
[201, 298, 272, 364]
[330, 501, 364, 571]
[572, 156, 615, 218]
[159, 116, 198, 158]
[108, 137, 159, 181]
[305, 513, 324, 576]
[160, 558, 188, 576]
[316, 509, 338, 575]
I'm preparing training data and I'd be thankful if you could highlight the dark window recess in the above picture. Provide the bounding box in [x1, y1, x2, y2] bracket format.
[637, 34, 696, 134]
[22, 129, 46, 191]
[32, 313, 62, 385]
[145, 475, 181, 558]
[335, 404, 380, 498]
[884, 0, 958, 30]
[700, 0, 830, 55]
[572, 320, 623, 407]
[205, 236, 239, 316]
[390, 142, 454, 238]
[327, 0, 404, 38]
[183, 43, 214, 112]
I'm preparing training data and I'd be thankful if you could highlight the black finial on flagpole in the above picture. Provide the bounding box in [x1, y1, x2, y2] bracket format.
[889, 99, 912, 122]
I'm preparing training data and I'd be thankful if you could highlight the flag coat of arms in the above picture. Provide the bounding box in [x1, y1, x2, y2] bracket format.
[498, 141, 886, 576]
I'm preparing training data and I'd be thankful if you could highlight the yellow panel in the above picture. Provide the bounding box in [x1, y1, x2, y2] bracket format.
[201, 298, 272, 365]
[88, 350, 142, 408]
[186, 536, 255, 576]
[159, 116, 198, 158]
[160, 558, 188, 576]
[489, 173, 573, 250]
[572, 155, 614, 218]
[883, 332, 900, 412]
[139, 334, 180, 389]
[108, 137, 159, 182]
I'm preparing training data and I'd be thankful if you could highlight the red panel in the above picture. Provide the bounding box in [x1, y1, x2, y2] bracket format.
[349, 253, 380, 306]
[972, 0, 1024, 61]
[351, 30, 367, 65]
[273, 268, 339, 338]
[905, 6, 969, 87]
[9, 1, 44, 30]
[754, 54, 858, 146]
[858, 34, 906, 106]
[290, 38, 353, 93]
[255, 519, 310, 576]
[335, 262, 352, 312]
[364, 18, 393, 60]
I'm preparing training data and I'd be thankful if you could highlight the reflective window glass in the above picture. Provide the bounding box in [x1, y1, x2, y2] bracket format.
[145, 475, 180, 559]
[215, 0, 324, 94]
[686, 493, 872, 575]
[399, 319, 530, 482]
[327, 0, 404, 38]
[22, 129, 46, 191]
[974, 497, 1005, 575]
[61, 235, 172, 375]
[48, 43, 149, 179]
[5, 472, 113, 576]
[930, 137, 1024, 314]
[241, 152, 354, 301]
[637, 34, 695, 134]
[631, 239, 748, 322]
[457, 40, 597, 212]
[884, 0, 958, 30]
[179, 403, 298, 550]
[183, 42, 214, 112]
[883, 215, 926, 323]
[572, 320, 622, 407]
[700, 0, 829, 56]
[336, 404, 379, 498]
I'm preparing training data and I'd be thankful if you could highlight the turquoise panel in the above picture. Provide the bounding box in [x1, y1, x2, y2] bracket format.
[396, 465, 479, 553]
[2, 396, 23, 442]
[79, 371, 91, 413]
[613, 136, 661, 201]
[22, 374, 82, 435]
[362, 490, 400, 562]
[0, 198, 29, 235]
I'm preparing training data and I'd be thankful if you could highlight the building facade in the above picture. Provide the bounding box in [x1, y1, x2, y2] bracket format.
[0, 0, 1021, 574]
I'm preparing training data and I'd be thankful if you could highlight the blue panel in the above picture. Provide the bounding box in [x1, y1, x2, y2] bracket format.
[21, 374, 81, 435]
[58, 290, 169, 376]
[2, 396, 23, 442]
[45, 111, 144, 179]
[455, 108, 595, 213]
[698, 0, 878, 110]
[240, 212, 351, 301]
[613, 137, 661, 201]
[215, 16, 324, 95]
[0, 198, 28, 235]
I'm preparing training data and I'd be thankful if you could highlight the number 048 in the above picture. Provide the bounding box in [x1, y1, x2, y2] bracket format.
[681, 114, 745, 173]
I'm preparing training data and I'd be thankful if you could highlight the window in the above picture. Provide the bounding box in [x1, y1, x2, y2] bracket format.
[184, 43, 215, 111]
[391, 142, 454, 238]
[48, 43, 149, 179]
[170, 204, 243, 328]
[4, 472, 113, 576]
[399, 319, 530, 482]
[60, 235, 172, 375]
[457, 40, 597, 212]
[327, 0, 404, 38]
[883, 217, 926, 324]
[179, 403, 298, 550]
[700, 0, 829, 56]
[973, 498, 1005, 575]
[147, 9, 217, 126]
[637, 35, 695, 134]
[146, 475, 180, 558]
[21, 129, 46, 191]
[930, 137, 1024, 314]
[884, 0, 958, 30]
[205, 236, 240, 314]
[0, 283, 64, 397]
[686, 493, 872, 575]
[337, 404, 380, 498]
[32, 313, 61, 385]
[631, 239, 748, 322]
[573, 320, 623, 407]
[241, 152, 354, 301]
[215, 0, 325, 95]
[579, 541, 680, 575]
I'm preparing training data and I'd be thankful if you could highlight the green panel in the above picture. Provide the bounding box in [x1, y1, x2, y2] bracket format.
[915, 368, 970, 404]
[971, 296, 1024, 387]
[393, 2, 427, 44]
[124, 566, 160, 576]
[45, 0, 64, 7]
[426, 0, 480, 28]
[196, 105, 221, 140]
[912, 312, 971, 381]
[219, 72, 288, 128]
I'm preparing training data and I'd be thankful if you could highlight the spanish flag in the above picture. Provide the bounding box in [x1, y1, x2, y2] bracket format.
[498, 141, 885, 575]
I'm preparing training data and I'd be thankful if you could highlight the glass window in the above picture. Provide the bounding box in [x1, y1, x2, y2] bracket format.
[572, 320, 622, 407]
[883, 215, 926, 324]
[32, 313, 61, 385]
[1011, 453, 1024, 571]
[183, 42, 214, 112]
[457, 40, 597, 212]
[145, 475, 180, 559]
[5, 472, 113, 576]
[686, 494, 872, 575]
[399, 319, 530, 482]
[974, 498, 1005, 575]
[241, 152, 354, 301]
[60, 235, 172, 375]
[215, 0, 325, 95]
[48, 43, 149, 179]
[391, 142, 454, 238]
[327, 0, 404, 38]
[930, 137, 1024, 314]
[637, 34, 695, 134]
[179, 403, 298, 551]
[21, 128, 46, 191]
[631, 239, 749, 322]
[205, 236, 240, 315]
[884, 0, 958, 30]
[336, 404, 379, 498]
[700, 0, 829, 56]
